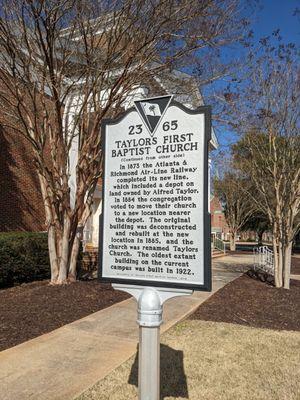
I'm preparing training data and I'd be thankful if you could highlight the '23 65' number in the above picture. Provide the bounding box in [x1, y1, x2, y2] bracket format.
[128, 120, 178, 135]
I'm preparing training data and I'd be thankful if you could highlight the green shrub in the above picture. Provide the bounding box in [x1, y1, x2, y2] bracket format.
[0, 232, 50, 288]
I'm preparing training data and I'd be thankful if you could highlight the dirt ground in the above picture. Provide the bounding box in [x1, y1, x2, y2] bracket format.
[1, 255, 298, 353]
[191, 274, 300, 331]
[0, 280, 129, 352]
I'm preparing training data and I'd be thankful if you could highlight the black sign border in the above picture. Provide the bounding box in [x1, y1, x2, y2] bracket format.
[98, 100, 211, 291]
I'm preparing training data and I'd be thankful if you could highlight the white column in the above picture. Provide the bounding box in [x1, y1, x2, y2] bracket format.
[92, 199, 102, 247]
[208, 157, 212, 212]
[64, 95, 79, 210]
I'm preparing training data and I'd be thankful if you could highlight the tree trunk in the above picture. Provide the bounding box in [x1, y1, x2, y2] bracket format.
[48, 225, 59, 283]
[45, 196, 93, 284]
[230, 232, 236, 251]
[68, 236, 81, 282]
[283, 242, 292, 290]
[56, 215, 71, 284]
[257, 230, 264, 247]
[278, 241, 283, 288]
[273, 236, 282, 288]
[48, 218, 87, 284]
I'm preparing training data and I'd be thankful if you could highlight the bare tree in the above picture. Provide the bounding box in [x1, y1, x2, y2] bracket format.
[214, 171, 253, 250]
[230, 42, 300, 288]
[0, 0, 250, 284]
[240, 212, 270, 246]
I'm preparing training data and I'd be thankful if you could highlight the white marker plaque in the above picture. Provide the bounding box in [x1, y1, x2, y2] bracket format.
[99, 96, 211, 291]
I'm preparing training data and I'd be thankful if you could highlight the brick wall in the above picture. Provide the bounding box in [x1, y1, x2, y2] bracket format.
[210, 196, 229, 237]
[0, 125, 45, 232]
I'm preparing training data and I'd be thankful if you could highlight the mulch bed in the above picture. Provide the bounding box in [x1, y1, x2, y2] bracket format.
[191, 274, 300, 332]
[0, 280, 130, 352]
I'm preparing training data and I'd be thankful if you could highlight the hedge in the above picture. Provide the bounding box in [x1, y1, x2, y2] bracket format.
[0, 232, 50, 288]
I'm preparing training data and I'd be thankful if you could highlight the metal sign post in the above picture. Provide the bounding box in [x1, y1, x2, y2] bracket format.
[99, 95, 211, 400]
[113, 284, 192, 400]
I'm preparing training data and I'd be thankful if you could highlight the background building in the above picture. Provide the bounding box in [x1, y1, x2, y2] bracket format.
[210, 195, 229, 241]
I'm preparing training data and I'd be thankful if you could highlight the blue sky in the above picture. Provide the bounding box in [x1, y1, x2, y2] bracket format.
[214, 0, 299, 151]
[252, 0, 299, 43]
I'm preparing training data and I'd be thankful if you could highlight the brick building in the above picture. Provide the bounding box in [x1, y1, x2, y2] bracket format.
[210, 195, 229, 241]
[210, 195, 274, 244]
[0, 124, 45, 232]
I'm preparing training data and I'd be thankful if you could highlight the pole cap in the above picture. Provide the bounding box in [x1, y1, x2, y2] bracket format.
[137, 288, 163, 327]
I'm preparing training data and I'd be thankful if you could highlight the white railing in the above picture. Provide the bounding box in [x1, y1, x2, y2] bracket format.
[253, 246, 274, 275]
[213, 237, 226, 254]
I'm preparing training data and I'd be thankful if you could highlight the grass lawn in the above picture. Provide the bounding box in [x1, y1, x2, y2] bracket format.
[77, 320, 300, 400]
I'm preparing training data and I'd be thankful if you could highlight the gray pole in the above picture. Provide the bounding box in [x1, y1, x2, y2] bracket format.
[112, 285, 193, 400]
[137, 288, 162, 400]
[138, 326, 160, 400]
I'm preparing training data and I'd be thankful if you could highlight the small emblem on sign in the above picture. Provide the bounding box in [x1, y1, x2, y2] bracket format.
[134, 95, 173, 136]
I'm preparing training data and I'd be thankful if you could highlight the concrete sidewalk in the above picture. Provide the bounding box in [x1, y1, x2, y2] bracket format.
[0, 254, 253, 400]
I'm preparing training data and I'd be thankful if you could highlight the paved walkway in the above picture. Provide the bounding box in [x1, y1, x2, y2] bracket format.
[0, 254, 253, 400]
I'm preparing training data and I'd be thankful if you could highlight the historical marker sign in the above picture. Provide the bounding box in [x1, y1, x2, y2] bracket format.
[99, 95, 211, 291]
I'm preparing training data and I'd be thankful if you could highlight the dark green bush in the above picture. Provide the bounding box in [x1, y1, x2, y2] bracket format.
[0, 232, 50, 288]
